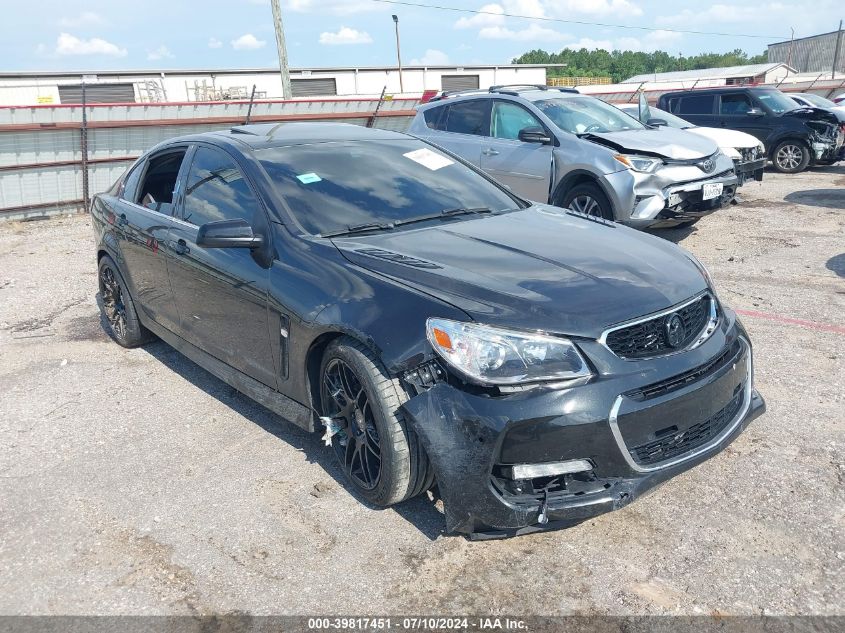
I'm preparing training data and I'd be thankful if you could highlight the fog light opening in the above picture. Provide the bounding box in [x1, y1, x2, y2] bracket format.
[510, 459, 593, 480]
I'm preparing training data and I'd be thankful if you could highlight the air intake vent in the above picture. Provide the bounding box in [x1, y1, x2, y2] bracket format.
[356, 249, 442, 269]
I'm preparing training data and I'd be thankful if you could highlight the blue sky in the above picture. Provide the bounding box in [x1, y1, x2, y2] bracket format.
[1, 0, 842, 71]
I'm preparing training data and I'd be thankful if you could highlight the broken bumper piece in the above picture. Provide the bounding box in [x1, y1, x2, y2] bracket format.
[401, 313, 766, 539]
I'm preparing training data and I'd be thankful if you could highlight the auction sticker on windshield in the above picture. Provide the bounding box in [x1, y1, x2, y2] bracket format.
[403, 148, 454, 171]
[702, 183, 723, 200]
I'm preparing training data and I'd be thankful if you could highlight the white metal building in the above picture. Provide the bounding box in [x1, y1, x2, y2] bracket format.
[621, 63, 795, 88]
[0, 64, 558, 106]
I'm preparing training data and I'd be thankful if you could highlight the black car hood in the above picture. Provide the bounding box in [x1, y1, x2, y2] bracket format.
[782, 106, 842, 124]
[333, 207, 708, 337]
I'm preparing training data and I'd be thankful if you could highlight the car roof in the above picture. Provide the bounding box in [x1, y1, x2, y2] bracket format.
[661, 86, 777, 96]
[417, 85, 581, 111]
[152, 122, 411, 152]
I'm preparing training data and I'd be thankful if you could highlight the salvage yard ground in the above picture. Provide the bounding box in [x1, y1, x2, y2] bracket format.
[0, 165, 843, 616]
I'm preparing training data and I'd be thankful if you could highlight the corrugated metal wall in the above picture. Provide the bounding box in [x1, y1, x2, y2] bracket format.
[769, 31, 845, 74]
[0, 97, 418, 220]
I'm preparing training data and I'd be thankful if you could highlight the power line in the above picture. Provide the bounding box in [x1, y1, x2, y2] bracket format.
[370, 0, 788, 40]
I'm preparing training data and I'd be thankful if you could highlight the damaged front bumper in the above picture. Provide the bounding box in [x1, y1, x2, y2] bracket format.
[400, 312, 765, 539]
[607, 156, 739, 229]
[735, 157, 766, 186]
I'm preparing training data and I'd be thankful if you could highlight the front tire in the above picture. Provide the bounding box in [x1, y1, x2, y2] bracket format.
[319, 337, 433, 506]
[771, 140, 810, 173]
[98, 255, 155, 348]
[559, 182, 614, 220]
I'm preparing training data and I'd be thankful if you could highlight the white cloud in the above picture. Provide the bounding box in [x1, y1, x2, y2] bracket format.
[410, 49, 451, 65]
[286, 0, 378, 15]
[55, 33, 127, 57]
[479, 23, 569, 42]
[231, 34, 266, 50]
[558, 37, 615, 50]
[455, 3, 505, 29]
[208, 37, 222, 49]
[553, 0, 642, 17]
[147, 45, 173, 61]
[318, 27, 373, 45]
[59, 12, 106, 28]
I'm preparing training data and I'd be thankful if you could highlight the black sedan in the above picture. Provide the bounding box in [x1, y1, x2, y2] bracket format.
[91, 123, 765, 538]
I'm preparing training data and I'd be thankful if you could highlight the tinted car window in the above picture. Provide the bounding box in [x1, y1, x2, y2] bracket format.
[121, 161, 145, 203]
[257, 139, 521, 236]
[444, 100, 490, 136]
[491, 101, 543, 140]
[668, 94, 714, 115]
[182, 147, 260, 227]
[720, 93, 754, 115]
[423, 106, 447, 130]
[535, 96, 644, 134]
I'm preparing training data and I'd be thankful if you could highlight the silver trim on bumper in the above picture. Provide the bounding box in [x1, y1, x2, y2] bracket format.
[607, 337, 753, 473]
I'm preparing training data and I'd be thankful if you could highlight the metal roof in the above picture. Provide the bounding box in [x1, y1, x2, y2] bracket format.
[0, 64, 568, 79]
[622, 63, 793, 84]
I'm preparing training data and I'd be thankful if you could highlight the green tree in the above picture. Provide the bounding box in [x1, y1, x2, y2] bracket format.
[513, 48, 770, 83]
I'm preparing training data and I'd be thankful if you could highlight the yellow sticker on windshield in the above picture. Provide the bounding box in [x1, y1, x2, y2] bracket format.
[403, 148, 454, 171]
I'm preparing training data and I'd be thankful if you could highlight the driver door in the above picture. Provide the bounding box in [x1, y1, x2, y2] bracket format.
[166, 144, 277, 388]
[479, 100, 553, 203]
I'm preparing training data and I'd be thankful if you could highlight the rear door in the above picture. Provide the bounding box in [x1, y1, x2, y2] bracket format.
[111, 147, 189, 333]
[664, 93, 718, 127]
[166, 144, 277, 388]
[417, 99, 490, 167]
[716, 92, 771, 144]
[480, 99, 553, 202]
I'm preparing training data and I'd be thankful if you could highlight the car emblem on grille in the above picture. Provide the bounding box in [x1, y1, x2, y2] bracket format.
[664, 313, 686, 348]
[698, 158, 715, 173]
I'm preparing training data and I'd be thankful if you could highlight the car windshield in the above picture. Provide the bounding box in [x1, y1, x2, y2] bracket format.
[620, 106, 693, 129]
[256, 139, 522, 236]
[534, 96, 646, 134]
[797, 93, 836, 108]
[756, 90, 799, 114]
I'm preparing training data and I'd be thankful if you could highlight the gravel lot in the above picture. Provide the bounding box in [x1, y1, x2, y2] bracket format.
[0, 165, 843, 617]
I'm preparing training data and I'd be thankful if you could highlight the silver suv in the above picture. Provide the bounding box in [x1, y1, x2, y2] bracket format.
[408, 85, 738, 229]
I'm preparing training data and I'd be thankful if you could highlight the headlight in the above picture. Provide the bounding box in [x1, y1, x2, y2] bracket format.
[721, 146, 741, 160]
[613, 154, 662, 173]
[426, 318, 592, 385]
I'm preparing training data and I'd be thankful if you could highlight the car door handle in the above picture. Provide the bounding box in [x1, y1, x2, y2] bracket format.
[172, 239, 190, 255]
[482, 148, 500, 156]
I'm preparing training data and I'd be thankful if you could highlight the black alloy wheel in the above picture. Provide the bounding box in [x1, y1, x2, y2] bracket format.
[322, 358, 382, 491]
[97, 255, 155, 348]
[318, 336, 434, 506]
[100, 266, 127, 341]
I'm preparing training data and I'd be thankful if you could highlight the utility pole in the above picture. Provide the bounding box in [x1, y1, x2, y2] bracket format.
[392, 14, 404, 93]
[270, 0, 292, 99]
[833, 20, 844, 80]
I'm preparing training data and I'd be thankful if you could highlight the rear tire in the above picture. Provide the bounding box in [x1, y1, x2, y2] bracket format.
[771, 140, 810, 173]
[98, 255, 155, 348]
[319, 336, 433, 507]
[559, 182, 614, 220]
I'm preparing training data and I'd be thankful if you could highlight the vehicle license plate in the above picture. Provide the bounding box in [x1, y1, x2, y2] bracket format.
[702, 183, 723, 200]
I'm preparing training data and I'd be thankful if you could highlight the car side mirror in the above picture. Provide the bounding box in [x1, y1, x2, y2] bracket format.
[196, 218, 263, 249]
[647, 118, 668, 127]
[518, 126, 551, 144]
[747, 107, 765, 117]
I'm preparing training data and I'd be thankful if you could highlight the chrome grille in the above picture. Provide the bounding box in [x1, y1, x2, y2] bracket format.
[603, 294, 715, 360]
